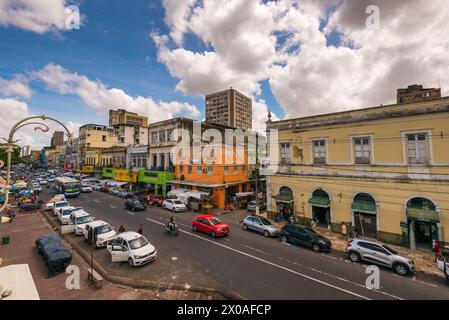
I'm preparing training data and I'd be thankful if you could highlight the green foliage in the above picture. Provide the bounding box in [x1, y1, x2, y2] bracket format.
[0, 144, 24, 165]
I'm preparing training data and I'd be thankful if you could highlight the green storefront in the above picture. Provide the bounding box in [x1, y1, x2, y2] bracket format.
[138, 170, 175, 197]
[102, 168, 116, 179]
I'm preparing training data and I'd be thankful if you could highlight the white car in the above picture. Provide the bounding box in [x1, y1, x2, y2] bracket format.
[81, 185, 93, 193]
[33, 185, 42, 192]
[92, 184, 101, 191]
[82, 220, 117, 248]
[70, 210, 95, 236]
[52, 201, 70, 216]
[107, 232, 157, 267]
[58, 206, 83, 225]
[162, 199, 187, 212]
[39, 179, 48, 185]
[45, 195, 66, 211]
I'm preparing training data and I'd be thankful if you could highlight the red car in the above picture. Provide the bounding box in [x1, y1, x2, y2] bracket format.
[146, 194, 164, 206]
[192, 214, 229, 237]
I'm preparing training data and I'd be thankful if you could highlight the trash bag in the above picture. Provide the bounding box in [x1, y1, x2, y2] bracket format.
[35, 234, 60, 255]
[42, 242, 67, 263]
[46, 250, 72, 278]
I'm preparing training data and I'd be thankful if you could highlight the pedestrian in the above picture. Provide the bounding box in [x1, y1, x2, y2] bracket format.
[137, 224, 143, 235]
[434, 241, 442, 262]
[341, 222, 348, 241]
[6, 207, 15, 223]
[118, 225, 126, 233]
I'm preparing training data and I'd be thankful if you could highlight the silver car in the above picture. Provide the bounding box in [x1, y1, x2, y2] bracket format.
[243, 216, 279, 237]
[346, 238, 415, 276]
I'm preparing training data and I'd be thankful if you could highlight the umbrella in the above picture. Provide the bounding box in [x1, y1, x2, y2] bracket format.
[19, 190, 32, 195]
[13, 182, 27, 188]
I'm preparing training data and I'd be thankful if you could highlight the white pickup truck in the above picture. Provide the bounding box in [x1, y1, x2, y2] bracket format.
[437, 257, 449, 280]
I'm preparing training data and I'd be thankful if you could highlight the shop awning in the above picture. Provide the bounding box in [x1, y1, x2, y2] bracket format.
[274, 194, 294, 203]
[406, 208, 439, 223]
[167, 188, 188, 197]
[308, 196, 330, 208]
[352, 201, 376, 214]
[183, 190, 210, 200]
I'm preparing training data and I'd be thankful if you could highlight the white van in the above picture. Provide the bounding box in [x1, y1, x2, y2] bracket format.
[82, 220, 117, 248]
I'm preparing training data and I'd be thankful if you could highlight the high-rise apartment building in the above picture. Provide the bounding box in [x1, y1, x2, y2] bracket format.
[205, 88, 252, 130]
[51, 131, 64, 147]
[109, 109, 148, 127]
[397, 84, 441, 104]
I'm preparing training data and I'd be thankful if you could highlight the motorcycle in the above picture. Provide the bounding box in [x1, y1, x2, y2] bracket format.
[166, 222, 179, 236]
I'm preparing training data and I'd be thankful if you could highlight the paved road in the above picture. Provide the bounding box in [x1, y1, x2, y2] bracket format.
[41, 188, 449, 300]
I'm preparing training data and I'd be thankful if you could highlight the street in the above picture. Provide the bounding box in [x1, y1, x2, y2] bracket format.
[41, 188, 449, 300]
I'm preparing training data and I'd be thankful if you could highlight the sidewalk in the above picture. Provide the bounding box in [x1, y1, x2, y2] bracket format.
[223, 209, 442, 277]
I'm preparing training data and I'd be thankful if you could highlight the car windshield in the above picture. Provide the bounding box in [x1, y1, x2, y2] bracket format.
[56, 202, 68, 207]
[305, 227, 319, 236]
[95, 224, 112, 235]
[63, 209, 73, 215]
[173, 200, 183, 205]
[382, 245, 398, 255]
[209, 218, 222, 225]
[128, 237, 149, 250]
[76, 215, 93, 224]
[258, 217, 272, 225]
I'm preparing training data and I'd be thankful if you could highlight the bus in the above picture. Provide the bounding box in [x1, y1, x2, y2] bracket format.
[55, 177, 81, 198]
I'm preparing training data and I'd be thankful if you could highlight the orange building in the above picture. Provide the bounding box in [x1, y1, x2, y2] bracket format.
[169, 144, 252, 208]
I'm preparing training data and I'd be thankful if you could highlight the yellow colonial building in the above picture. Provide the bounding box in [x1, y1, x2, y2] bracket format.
[266, 94, 449, 250]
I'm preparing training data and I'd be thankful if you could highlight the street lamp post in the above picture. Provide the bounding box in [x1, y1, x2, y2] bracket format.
[0, 115, 74, 213]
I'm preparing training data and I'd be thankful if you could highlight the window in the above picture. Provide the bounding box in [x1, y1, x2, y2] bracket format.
[167, 129, 174, 141]
[354, 137, 371, 164]
[188, 165, 192, 174]
[279, 143, 291, 163]
[224, 166, 229, 174]
[159, 130, 166, 143]
[407, 134, 428, 164]
[243, 166, 247, 173]
[102, 135, 106, 142]
[233, 165, 238, 173]
[151, 132, 159, 143]
[180, 165, 184, 173]
[207, 166, 213, 175]
[197, 166, 202, 174]
[313, 140, 326, 164]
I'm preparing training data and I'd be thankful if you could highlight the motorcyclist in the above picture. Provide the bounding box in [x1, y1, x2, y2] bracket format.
[167, 216, 176, 231]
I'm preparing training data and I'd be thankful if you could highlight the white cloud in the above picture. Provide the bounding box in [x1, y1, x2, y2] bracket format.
[155, 0, 449, 125]
[0, 0, 71, 34]
[0, 76, 32, 99]
[33, 63, 202, 123]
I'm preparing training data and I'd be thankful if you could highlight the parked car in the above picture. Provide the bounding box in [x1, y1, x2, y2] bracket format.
[146, 194, 164, 207]
[39, 179, 48, 185]
[117, 189, 128, 198]
[243, 216, 279, 237]
[280, 224, 332, 252]
[82, 220, 117, 248]
[58, 207, 83, 225]
[192, 214, 229, 238]
[92, 184, 101, 191]
[162, 199, 187, 212]
[33, 185, 42, 192]
[346, 239, 415, 276]
[47, 177, 56, 183]
[108, 188, 120, 196]
[247, 200, 267, 212]
[100, 185, 109, 193]
[125, 198, 146, 212]
[52, 201, 70, 216]
[81, 184, 93, 193]
[20, 201, 38, 212]
[45, 196, 66, 211]
[107, 232, 157, 267]
[69, 210, 94, 236]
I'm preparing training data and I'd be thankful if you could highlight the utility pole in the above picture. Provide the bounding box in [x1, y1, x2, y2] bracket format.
[255, 132, 259, 216]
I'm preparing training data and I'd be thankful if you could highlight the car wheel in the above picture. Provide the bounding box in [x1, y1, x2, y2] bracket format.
[264, 230, 270, 237]
[162, 205, 166, 209]
[393, 263, 409, 276]
[243, 224, 248, 231]
[128, 258, 134, 267]
[192, 225, 197, 232]
[211, 231, 216, 238]
[281, 235, 288, 243]
[349, 252, 361, 263]
[312, 244, 321, 252]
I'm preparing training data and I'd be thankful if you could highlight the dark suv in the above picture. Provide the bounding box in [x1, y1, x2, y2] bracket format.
[280, 224, 332, 252]
[125, 198, 146, 212]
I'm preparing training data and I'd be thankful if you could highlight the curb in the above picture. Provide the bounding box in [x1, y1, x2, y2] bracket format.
[40, 210, 245, 300]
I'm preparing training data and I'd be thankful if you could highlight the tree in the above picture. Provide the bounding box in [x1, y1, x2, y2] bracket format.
[0, 144, 25, 165]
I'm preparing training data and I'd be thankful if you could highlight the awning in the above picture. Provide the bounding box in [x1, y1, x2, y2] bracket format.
[178, 190, 209, 201]
[167, 188, 189, 197]
[308, 196, 330, 208]
[407, 208, 440, 223]
[274, 194, 294, 203]
[107, 181, 129, 187]
[352, 201, 376, 214]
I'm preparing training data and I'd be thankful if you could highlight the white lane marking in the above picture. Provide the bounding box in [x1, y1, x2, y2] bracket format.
[411, 278, 439, 288]
[94, 200, 100, 203]
[128, 212, 135, 216]
[241, 244, 270, 255]
[110, 205, 116, 209]
[145, 217, 371, 300]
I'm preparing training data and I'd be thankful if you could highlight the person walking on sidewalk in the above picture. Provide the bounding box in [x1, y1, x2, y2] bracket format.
[434, 241, 443, 262]
[341, 222, 348, 241]
[137, 224, 143, 235]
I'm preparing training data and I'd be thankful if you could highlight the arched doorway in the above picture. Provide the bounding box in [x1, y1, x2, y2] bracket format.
[406, 197, 439, 249]
[308, 189, 331, 229]
[352, 193, 377, 238]
[274, 186, 294, 221]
